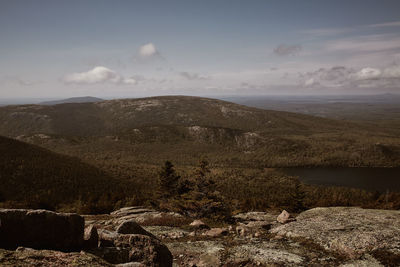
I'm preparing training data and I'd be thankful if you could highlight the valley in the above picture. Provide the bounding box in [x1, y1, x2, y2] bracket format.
[1, 96, 399, 215]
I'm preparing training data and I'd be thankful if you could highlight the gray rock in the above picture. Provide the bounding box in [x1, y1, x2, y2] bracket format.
[90, 246, 131, 264]
[115, 263, 145, 267]
[227, 242, 304, 265]
[98, 229, 119, 247]
[246, 220, 272, 230]
[96, 229, 172, 266]
[0, 248, 112, 266]
[0, 209, 84, 251]
[339, 254, 384, 267]
[111, 207, 154, 217]
[167, 240, 224, 267]
[271, 207, 400, 259]
[143, 226, 189, 240]
[125, 234, 173, 267]
[116, 220, 156, 239]
[94, 232, 173, 266]
[111, 207, 184, 226]
[83, 225, 99, 249]
[203, 228, 228, 237]
[233, 211, 277, 223]
[236, 224, 249, 237]
[234, 221, 271, 238]
[190, 219, 210, 229]
[277, 210, 294, 224]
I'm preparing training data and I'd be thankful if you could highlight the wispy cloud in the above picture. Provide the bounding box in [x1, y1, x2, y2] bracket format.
[273, 44, 302, 56]
[179, 71, 209, 80]
[1, 76, 42, 86]
[324, 34, 400, 53]
[368, 21, 400, 28]
[301, 27, 355, 37]
[302, 21, 400, 37]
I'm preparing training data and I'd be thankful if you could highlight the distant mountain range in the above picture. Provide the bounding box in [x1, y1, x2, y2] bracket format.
[0, 95, 398, 167]
[0, 95, 356, 136]
[39, 96, 104, 105]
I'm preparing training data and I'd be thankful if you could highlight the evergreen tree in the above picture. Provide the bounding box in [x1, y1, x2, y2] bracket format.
[158, 161, 180, 198]
[195, 159, 213, 194]
[291, 178, 306, 212]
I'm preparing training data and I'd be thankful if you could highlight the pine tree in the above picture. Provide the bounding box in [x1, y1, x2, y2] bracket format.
[291, 178, 306, 212]
[158, 161, 180, 198]
[195, 159, 213, 194]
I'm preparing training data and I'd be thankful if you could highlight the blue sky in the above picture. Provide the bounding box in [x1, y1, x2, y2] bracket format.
[1, 0, 400, 97]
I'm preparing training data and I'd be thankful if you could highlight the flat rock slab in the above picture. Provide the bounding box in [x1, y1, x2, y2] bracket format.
[110, 207, 154, 217]
[233, 211, 277, 223]
[0, 248, 111, 266]
[167, 240, 225, 266]
[85, 206, 185, 229]
[271, 207, 400, 259]
[143, 226, 190, 240]
[228, 242, 304, 266]
[167, 235, 348, 266]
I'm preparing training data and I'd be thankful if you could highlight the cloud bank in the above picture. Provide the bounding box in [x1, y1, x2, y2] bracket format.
[300, 65, 400, 88]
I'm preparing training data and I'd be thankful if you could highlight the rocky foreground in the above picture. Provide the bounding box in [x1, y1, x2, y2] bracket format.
[1, 207, 399, 266]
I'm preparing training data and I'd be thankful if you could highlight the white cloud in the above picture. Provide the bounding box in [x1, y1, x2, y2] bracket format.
[304, 78, 315, 86]
[64, 66, 121, 84]
[123, 77, 137, 85]
[63, 66, 136, 85]
[139, 43, 158, 57]
[352, 67, 381, 80]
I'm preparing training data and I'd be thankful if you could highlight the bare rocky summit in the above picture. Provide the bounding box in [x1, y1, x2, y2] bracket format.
[1, 206, 399, 266]
[271, 207, 400, 260]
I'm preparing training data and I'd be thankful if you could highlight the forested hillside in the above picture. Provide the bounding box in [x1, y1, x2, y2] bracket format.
[0, 96, 399, 167]
[0, 136, 124, 213]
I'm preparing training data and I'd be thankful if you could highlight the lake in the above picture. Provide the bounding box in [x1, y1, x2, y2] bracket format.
[281, 167, 400, 192]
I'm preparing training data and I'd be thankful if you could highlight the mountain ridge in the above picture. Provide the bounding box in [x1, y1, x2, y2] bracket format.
[0, 95, 399, 167]
[39, 96, 104, 105]
[0, 95, 364, 136]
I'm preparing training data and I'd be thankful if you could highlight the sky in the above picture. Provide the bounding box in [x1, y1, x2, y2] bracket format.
[1, 0, 400, 98]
